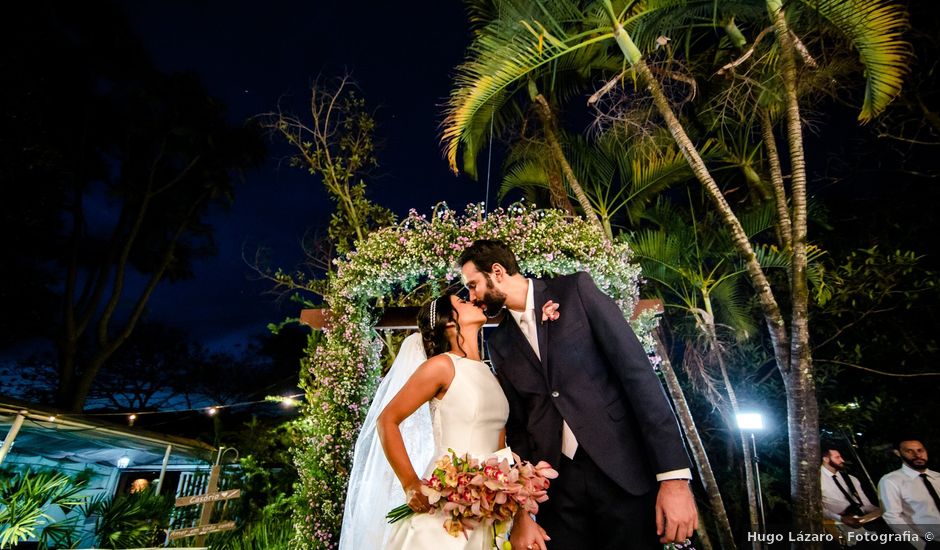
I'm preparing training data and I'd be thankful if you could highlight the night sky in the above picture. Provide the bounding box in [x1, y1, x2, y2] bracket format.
[118, 1, 485, 349]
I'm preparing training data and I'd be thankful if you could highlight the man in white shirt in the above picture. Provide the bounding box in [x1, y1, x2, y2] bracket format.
[878, 438, 940, 549]
[820, 446, 880, 545]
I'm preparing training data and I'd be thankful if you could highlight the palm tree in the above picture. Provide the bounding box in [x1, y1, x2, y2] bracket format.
[441, 0, 910, 535]
[501, 130, 720, 238]
[446, 0, 630, 232]
[716, 0, 910, 530]
[0, 470, 86, 549]
[631, 198, 776, 543]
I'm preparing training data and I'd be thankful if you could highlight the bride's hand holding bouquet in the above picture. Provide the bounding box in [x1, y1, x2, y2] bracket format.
[387, 448, 558, 539]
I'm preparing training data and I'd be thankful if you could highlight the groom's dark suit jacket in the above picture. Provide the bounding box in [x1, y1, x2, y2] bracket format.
[487, 272, 690, 496]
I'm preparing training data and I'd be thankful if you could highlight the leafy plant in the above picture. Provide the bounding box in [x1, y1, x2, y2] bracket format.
[0, 469, 86, 549]
[189, 504, 293, 550]
[80, 487, 174, 549]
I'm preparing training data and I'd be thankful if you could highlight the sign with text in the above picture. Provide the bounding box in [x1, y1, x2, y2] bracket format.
[175, 489, 241, 507]
[168, 521, 237, 540]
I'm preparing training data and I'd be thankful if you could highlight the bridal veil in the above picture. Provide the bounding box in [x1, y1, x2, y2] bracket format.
[338, 332, 435, 549]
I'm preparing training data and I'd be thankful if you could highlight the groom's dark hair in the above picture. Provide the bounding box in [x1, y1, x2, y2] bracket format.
[459, 240, 520, 275]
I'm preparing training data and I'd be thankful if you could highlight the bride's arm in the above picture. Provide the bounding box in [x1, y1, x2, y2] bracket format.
[377, 355, 454, 507]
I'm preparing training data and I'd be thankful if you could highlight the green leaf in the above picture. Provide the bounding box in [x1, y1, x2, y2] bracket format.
[798, 0, 912, 122]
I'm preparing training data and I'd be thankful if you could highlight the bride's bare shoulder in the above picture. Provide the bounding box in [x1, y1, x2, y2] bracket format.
[422, 353, 456, 371]
[420, 354, 457, 378]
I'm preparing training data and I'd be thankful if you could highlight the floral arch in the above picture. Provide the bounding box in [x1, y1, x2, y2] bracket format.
[293, 203, 655, 549]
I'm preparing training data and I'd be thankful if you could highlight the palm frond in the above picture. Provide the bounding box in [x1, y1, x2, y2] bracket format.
[620, 139, 718, 223]
[737, 201, 777, 238]
[681, 340, 727, 408]
[81, 488, 174, 548]
[643, 196, 687, 232]
[443, 0, 615, 174]
[709, 278, 757, 340]
[0, 470, 86, 549]
[629, 228, 688, 290]
[464, 0, 500, 34]
[499, 158, 551, 202]
[753, 243, 790, 270]
[457, 88, 515, 180]
[566, 134, 616, 189]
[623, 0, 764, 55]
[798, 0, 911, 122]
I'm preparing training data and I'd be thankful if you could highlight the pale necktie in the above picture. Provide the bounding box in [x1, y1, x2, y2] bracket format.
[519, 308, 579, 459]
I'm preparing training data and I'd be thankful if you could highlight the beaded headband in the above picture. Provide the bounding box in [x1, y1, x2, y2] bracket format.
[429, 299, 438, 329]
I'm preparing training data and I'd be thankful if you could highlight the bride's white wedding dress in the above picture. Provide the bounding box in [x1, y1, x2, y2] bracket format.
[384, 352, 510, 550]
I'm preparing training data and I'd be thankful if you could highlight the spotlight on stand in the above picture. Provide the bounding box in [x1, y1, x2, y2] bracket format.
[736, 412, 764, 431]
[736, 411, 767, 545]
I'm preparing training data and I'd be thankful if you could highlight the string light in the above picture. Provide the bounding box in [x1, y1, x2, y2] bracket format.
[14, 395, 305, 430]
[36, 394, 305, 423]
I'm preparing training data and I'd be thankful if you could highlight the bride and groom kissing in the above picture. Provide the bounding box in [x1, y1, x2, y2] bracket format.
[341, 240, 698, 550]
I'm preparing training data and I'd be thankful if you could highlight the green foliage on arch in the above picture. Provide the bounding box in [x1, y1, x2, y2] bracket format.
[291, 203, 652, 549]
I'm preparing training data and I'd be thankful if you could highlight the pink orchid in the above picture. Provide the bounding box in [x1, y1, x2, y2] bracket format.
[541, 300, 560, 323]
[387, 448, 559, 539]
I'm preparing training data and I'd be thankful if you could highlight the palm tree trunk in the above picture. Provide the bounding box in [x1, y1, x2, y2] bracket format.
[610, 29, 791, 371]
[721, 19, 792, 250]
[696, 524, 716, 550]
[606, 10, 822, 541]
[529, 92, 607, 237]
[713, 350, 760, 545]
[759, 110, 792, 250]
[654, 333, 736, 550]
[769, 3, 822, 542]
[545, 162, 576, 215]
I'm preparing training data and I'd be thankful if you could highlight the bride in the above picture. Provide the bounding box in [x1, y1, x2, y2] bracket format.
[339, 293, 550, 550]
[337, 333, 434, 550]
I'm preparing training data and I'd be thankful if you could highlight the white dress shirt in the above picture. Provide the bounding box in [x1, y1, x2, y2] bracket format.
[508, 280, 691, 481]
[821, 466, 878, 521]
[878, 464, 940, 549]
[820, 465, 880, 545]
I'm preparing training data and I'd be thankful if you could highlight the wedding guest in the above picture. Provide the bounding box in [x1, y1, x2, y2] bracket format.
[878, 438, 940, 549]
[820, 446, 880, 545]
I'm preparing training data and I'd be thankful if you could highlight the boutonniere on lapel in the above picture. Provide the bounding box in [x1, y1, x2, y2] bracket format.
[541, 300, 560, 325]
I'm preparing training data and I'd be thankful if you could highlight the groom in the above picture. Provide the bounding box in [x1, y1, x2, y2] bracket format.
[459, 240, 697, 550]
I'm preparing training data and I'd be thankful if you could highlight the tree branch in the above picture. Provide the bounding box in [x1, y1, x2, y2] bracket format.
[717, 27, 774, 75]
[817, 359, 940, 378]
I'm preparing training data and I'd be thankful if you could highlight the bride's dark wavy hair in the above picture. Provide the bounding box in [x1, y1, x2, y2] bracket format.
[417, 294, 467, 358]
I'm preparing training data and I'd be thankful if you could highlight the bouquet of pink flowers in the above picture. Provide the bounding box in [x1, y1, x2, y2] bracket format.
[386, 448, 559, 538]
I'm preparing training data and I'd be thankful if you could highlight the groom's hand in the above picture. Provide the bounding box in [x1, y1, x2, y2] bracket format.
[509, 512, 549, 550]
[656, 479, 698, 544]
